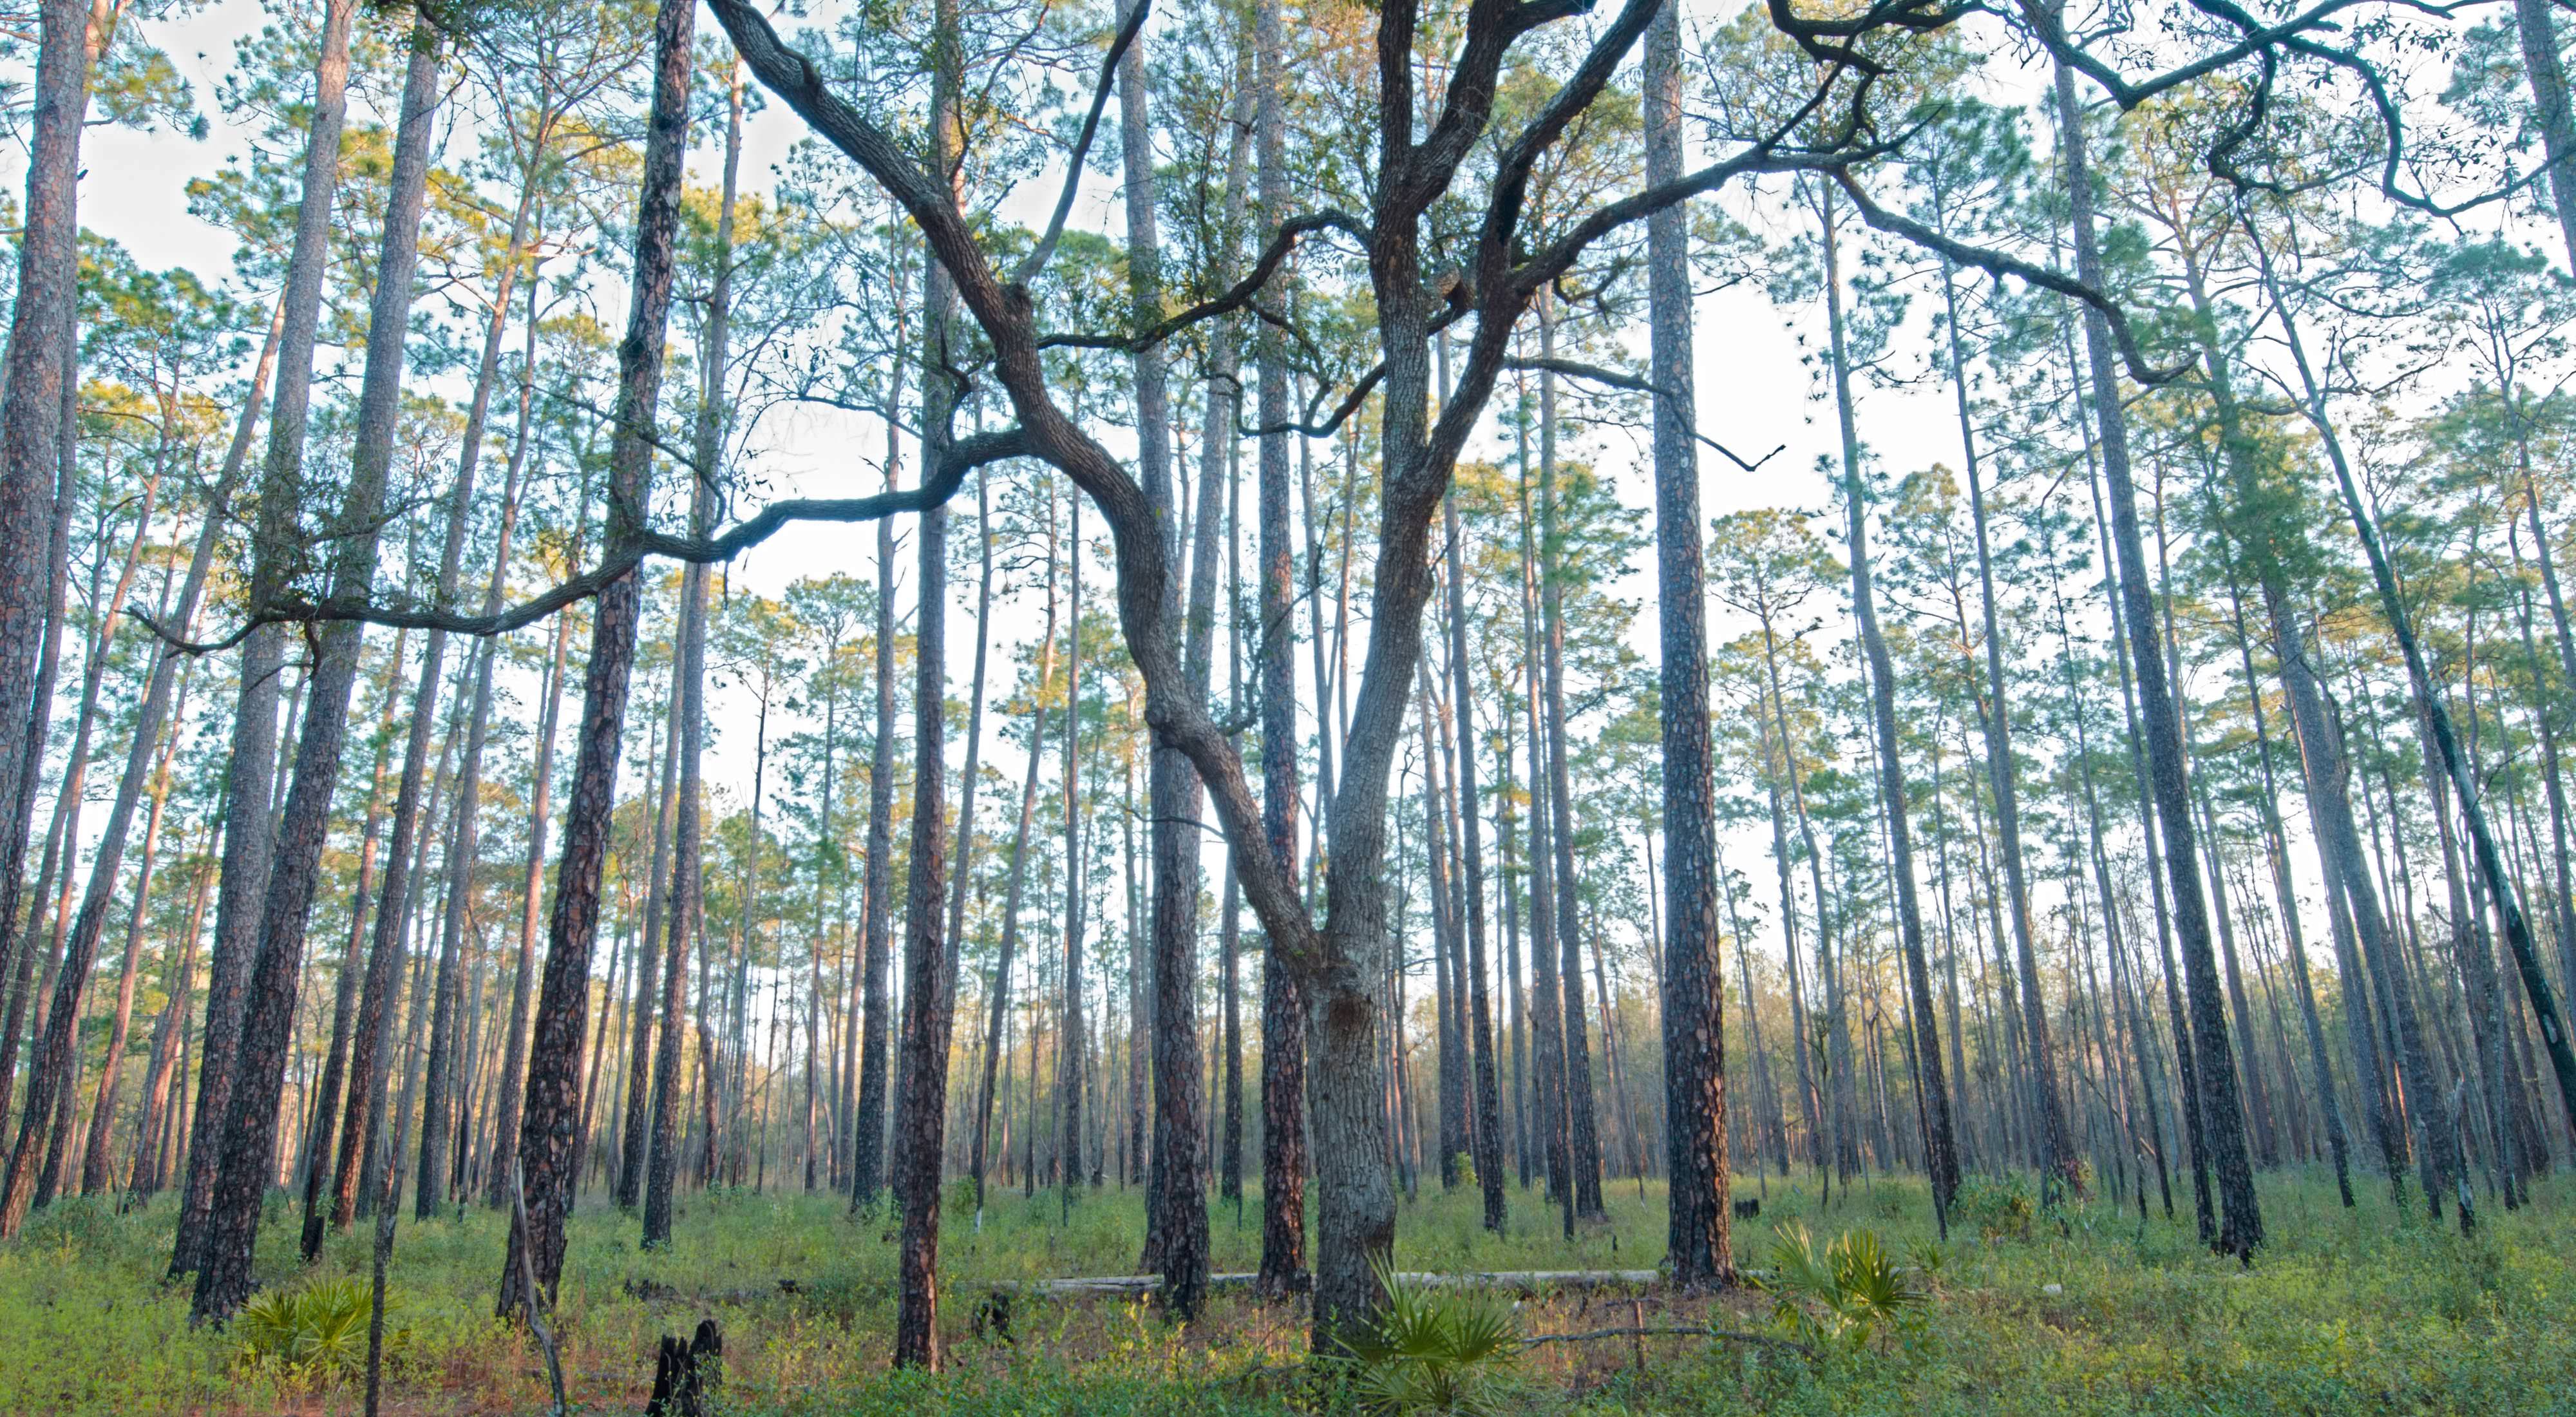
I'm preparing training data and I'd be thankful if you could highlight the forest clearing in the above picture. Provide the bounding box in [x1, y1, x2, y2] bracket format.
[0, 0, 2572, 1407]
[6, 1174, 2573, 1413]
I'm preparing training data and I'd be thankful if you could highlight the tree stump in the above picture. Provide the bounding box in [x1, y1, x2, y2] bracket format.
[645, 1318, 722, 1416]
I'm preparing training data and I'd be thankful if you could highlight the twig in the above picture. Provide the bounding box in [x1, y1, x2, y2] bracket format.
[364, 1134, 396, 1417]
[514, 1161, 571, 1417]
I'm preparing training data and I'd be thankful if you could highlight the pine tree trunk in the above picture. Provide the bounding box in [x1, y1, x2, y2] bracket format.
[414, 182, 544, 1223]
[129, 850, 211, 1199]
[617, 669, 683, 1207]
[1644, 0, 1727, 1278]
[2054, 59, 2260, 1259]
[167, 0, 355, 1280]
[851, 262, 908, 1212]
[0, 0, 90, 1197]
[893, 292, 956, 1371]
[1251, 0, 1307, 1293]
[2186, 267, 2461, 1221]
[2257, 235, 2576, 1155]
[190, 33, 440, 1320]
[1816, 185, 1959, 1221]
[2223, 585, 2355, 1206]
[6, 465, 158, 1215]
[1535, 307, 1607, 1222]
[641, 48, 743, 1250]
[78, 640, 190, 1197]
[1519, 414, 1570, 1217]
[1222, 430, 1248, 1209]
[498, 0, 693, 1316]
[971, 544, 1056, 1207]
[297, 640, 401, 1254]
[487, 336, 577, 1210]
[1939, 252, 2079, 1199]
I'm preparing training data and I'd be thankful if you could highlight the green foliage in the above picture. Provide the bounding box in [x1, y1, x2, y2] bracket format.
[6, 1177, 2576, 1414]
[1339, 1257, 1523, 1416]
[1952, 1175, 2036, 1241]
[234, 1275, 386, 1380]
[1757, 1224, 1926, 1353]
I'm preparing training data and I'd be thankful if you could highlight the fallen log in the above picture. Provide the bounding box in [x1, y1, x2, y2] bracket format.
[1520, 1325, 1812, 1356]
[989, 1268, 1663, 1298]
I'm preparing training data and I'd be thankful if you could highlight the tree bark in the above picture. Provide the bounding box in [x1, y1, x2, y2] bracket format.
[487, 305, 574, 1210]
[298, 636, 403, 1255]
[1251, 0, 1309, 1296]
[641, 48, 744, 1250]
[498, 0, 693, 1316]
[167, 0, 354, 1282]
[2054, 60, 2260, 1257]
[1535, 307, 1607, 1221]
[1058, 496, 1090, 1206]
[892, 191, 959, 1359]
[851, 265, 909, 1213]
[1816, 184, 1959, 1221]
[191, 30, 437, 1320]
[1646, 0, 1729, 1282]
[0, 0, 90, 1197]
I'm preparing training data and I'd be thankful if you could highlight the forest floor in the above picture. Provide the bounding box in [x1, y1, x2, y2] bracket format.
[1, 1166, 2568, 1414]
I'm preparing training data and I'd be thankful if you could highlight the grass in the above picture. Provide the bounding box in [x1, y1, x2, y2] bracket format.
[0, 1167, 2568, 1414]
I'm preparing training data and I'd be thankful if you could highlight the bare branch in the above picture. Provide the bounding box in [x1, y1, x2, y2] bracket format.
[1012, 0, 1154, 287]
[1501, 357, 1787, 470]
[1242, 361, 1385, 438]
[1038, 209, 1369, 354]
[1830, 173, 2193, 386]
[135, 427, 1031, 652]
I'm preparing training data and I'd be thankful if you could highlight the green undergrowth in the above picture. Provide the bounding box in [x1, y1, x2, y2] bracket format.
[0, 1168, 2566, 1413]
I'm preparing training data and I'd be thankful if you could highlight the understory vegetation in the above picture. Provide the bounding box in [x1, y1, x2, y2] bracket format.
[2, 1172, 2566, 1414]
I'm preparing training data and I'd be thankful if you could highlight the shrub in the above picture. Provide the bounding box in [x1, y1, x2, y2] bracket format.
[1756, 1223, 1925, 1354]
[235, 1275, 384, 1381]
[1341, 1257, 1523, 1415]
[1953, 1175, 2036, 1241]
